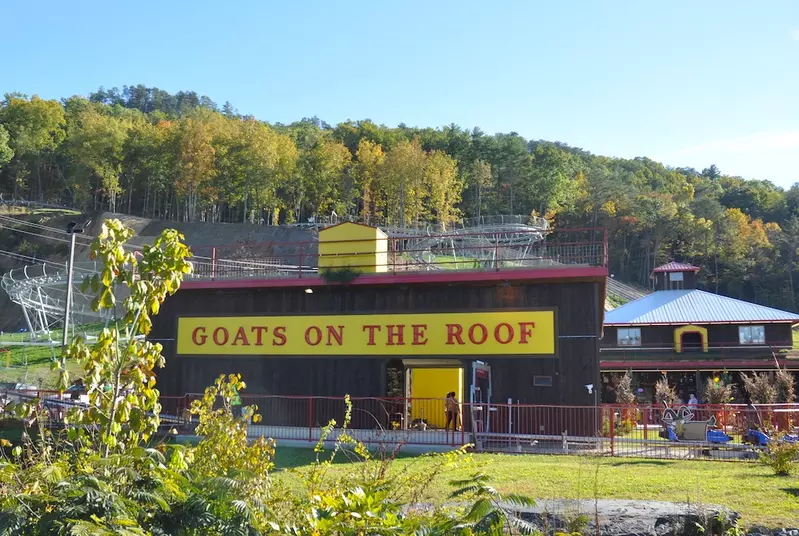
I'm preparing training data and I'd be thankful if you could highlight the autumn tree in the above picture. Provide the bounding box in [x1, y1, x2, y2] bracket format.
[294, 138, 351, 221]
[468, 159, 493, 220]
[378, 138, 428, 227]
[426, 150, 462, 229]
[354, 139, 385, 222]
[0, 124, 12, 171]
[0, 94, 66, 199]
[175, 111, 220, 221]
[66, 103, 131, 212]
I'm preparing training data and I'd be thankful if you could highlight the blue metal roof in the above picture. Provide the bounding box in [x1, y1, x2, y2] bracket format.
[604, 289, 799, 325]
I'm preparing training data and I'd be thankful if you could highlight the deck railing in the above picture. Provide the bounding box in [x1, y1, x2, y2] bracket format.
[6, 390, 792, 461]
[158, 394, 798, 460]
[187, 227, 607, 282]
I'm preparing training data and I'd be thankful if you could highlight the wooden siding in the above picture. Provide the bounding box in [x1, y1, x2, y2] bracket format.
[653, 271, 697, 290]
[152, 279, 603, 413]
[600, 322, 794, 365]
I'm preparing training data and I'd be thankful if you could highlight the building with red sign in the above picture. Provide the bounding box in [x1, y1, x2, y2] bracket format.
[149, 221, 608, 433]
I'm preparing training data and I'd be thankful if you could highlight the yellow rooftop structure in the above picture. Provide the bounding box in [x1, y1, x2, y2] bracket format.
[318, 222, 389, 273]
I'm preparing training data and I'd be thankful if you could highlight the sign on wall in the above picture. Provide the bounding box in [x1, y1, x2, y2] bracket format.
[176, 311, 556, 357]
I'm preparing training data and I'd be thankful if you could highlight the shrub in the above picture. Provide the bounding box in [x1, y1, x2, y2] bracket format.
[655, 377, 677, 405]
[760, 439, 799, 476]
[775, 368, 796, 403]
[741, 372, 777, 404]
[320, 266, 361, 284]
[703, 377, 732, 405]
[614, 372, 636, 405]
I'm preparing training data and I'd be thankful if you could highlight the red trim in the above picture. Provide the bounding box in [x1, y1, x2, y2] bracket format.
[181, 266, 608, 290]
[652, 262, 700, 274]
[601, 359, 799, 370]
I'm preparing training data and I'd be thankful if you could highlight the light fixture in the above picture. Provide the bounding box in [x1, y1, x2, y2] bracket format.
[304, 288, 313, 294]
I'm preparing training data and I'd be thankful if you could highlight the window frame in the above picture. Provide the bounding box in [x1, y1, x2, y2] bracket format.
[669, 271, 684, 282]
[617, 327, 642, 347]
[738, 325, 765, 345]
[533, 375, 553, 387]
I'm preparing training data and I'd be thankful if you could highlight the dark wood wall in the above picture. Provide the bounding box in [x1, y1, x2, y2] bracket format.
[653, 271, 697, 290]
[151, 279, 603, 411]
[602, 323, 793, 350]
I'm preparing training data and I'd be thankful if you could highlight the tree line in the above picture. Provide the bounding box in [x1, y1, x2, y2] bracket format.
[1, 84, 799, 311]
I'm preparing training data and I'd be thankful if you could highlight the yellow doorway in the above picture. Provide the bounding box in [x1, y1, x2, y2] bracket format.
[406, 363, 464, 429]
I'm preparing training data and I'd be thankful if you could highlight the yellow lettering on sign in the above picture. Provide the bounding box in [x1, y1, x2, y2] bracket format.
[176, 311, 556, 357]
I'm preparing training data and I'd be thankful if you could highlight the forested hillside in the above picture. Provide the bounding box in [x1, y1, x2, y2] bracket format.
[1, 85, 798, 310]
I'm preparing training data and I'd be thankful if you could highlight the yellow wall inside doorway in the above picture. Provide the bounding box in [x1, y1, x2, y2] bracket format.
[409, 368, 463, 428]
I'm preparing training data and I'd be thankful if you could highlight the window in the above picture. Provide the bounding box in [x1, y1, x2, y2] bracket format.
[617, 327, 641, 346]
[533, 375, 553, 387]
[739, 325, 765, 345]
[669, 271, 684, 282]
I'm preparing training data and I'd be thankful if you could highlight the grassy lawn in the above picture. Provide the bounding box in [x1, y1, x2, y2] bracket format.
[0, 324, 104, 387]
[272, 448, 799, 528]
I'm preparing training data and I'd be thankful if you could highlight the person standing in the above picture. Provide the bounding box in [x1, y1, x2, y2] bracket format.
[445, 391, 460, 440]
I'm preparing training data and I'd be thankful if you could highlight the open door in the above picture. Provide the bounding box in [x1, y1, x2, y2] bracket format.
[470, 361, 492, 433]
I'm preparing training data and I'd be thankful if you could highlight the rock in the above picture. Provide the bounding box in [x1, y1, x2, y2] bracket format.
[501, 499, 739, 536]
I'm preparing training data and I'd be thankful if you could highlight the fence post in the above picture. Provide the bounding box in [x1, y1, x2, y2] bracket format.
[461, 409, 465, 447]
[211, 247, 216, 280]
[494, 234, 500, 271]
[308, 397, 313, 443]
[609, 408, 615, 457]
[298, 245, 304, 279]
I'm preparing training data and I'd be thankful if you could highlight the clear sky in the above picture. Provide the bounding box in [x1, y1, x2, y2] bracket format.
[4, 1, 799, 187]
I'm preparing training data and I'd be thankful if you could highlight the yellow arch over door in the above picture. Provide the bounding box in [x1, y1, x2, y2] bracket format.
[674, 325, 708, 353]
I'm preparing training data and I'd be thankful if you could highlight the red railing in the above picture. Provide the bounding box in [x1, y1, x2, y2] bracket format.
[6, 390, 795, 461]
[154, 395, 798, 460]
[185, 227, 607, 282]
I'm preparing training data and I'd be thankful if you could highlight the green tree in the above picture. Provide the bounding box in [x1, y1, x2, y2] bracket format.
[66, 103, 131, 212]
[775, 216, 799, 309]
[426, 150, 463, 229]
[468, 159, 493, 220]
[0, 94, 66, 199]
[0, 124, 12, 171]
[296, 138, 351, 221]
[175, 111, 220, 221]
[377, 138, 428, 227]
[354, 138, 385, 222]
[217, 119, 298, 224]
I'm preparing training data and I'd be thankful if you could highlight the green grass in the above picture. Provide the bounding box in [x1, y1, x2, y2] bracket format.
[272, 448, 799, 528]
[0, 323, 105, 387]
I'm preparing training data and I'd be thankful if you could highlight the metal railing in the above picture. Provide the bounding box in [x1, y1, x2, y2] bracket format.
[154, 394, 798, 460]
[188, 227, 607, 281]
[4, 390, 798, 460]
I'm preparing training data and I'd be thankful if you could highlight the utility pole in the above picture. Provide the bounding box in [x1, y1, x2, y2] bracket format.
[61, 221, 88, 364]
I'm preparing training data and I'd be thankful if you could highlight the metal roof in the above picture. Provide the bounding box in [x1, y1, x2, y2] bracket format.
[604, 289, 799, 325]
[652, 262, 700, 273]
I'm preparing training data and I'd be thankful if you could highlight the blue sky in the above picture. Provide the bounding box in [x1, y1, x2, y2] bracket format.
[5, 1, 799, 187]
